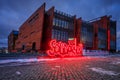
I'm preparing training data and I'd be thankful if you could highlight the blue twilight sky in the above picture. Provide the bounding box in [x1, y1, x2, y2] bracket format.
[0, 0, 120, 49]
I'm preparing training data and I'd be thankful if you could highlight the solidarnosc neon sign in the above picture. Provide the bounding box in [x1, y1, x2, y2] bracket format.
[47, 38, 83, 57]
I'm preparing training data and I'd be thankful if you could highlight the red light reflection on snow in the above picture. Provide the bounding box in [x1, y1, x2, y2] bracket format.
[47, 38, 83, 57]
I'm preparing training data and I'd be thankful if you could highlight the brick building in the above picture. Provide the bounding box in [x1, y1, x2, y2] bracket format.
[8, 30, 19, 52]
[76, 16, 116, 52]
[90, 16, 116, 52]
[15, 3, 77, 53]
[8, 3, 116, 53]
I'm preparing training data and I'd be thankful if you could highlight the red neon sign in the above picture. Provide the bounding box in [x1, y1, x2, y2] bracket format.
[47, 38, 83, 57]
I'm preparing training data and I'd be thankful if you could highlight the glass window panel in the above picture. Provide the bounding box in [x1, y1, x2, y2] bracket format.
[55, 30, 57, 39]
[53, 18, 55, 26]
[63, 21, 65, 28]
[52, 29, 54, 39]
[58, 19, 61, 27]
[58, 30, 60, 40]
[64, 21, 66, 29]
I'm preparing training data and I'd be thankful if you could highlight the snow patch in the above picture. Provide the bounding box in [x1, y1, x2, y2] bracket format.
[55, 65, 60, 68]
[0, 58, 37, 64]
[0, 58, 59, 64]
[85, 65, 89, 67]
[111, 61, 120, 65]
[16, 71, 21, 75]
[89, 67, 119, 76]
[51, 68, 56, 70]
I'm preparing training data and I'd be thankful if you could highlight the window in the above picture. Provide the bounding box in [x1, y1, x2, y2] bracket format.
[110, 41, 115, 49]
[30, 31, 35, 35]
[98, 27, 107, 40]
[98, 39, 106, 49]
[58, 19, 60, 27]
[56, 30, 59, 39]
[56, 18, 58, 26]
[28, 13, 39, 24]
[63, 32, 66, 41]
[62, 31, 64, 40]
[52, 29, 54, 39]
[64, 21, 67, 29]
[58, 30, 60, 40]
[66, 22, 69, 29]
[24, 36, 28, 39]
[54, 30, 57, 39]
[62, 21, 64, 28]
[63, 21, 66, 28]
[110, 27, 116, 35]
[52, 29, 68, 42]
[53, 18, 55, 26]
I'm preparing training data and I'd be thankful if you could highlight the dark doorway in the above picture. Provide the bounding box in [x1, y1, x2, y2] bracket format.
[22, 45, 25, 50]
[32, 42, 36, 50]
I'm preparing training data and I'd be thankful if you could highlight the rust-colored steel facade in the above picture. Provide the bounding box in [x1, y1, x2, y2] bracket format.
[8, 3, 116, 53]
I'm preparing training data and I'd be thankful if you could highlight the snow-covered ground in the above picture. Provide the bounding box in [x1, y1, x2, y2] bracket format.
[0, 58, 59, 64]
[0, 58, 61, 67]
[0, 53, 120, 68]
[83, 50, 109, 56]
[89, 67, 119, 76]
[0, 54, 120, 64]
[111, 58, 120, 65]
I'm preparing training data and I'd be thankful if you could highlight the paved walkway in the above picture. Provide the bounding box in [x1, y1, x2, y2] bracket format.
[0, 56, 120, 80]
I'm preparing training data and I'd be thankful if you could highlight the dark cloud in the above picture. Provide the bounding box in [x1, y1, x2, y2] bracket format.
[0, 0, 120, 49]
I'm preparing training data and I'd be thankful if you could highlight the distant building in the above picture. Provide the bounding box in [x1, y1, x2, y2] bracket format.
[0, 47, 8, 53]
[8, 3, 116, 53]
[8, 30, 19, 52]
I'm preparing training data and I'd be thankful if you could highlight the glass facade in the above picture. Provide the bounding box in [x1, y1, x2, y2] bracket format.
[52, 29, 68, 41]
[53, 18, 69, 29]
[110, 41, 116, 49]
[51, 11, 116, 51]
[98, 27, 107, 49]
[110, 21, 116, 35]
[52, 10, 74, 42]
[110, 21, 116, 50]
[81, 22, 93, 48]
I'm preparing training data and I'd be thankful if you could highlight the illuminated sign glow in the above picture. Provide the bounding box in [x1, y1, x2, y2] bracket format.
[47, 38, 83, 57]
